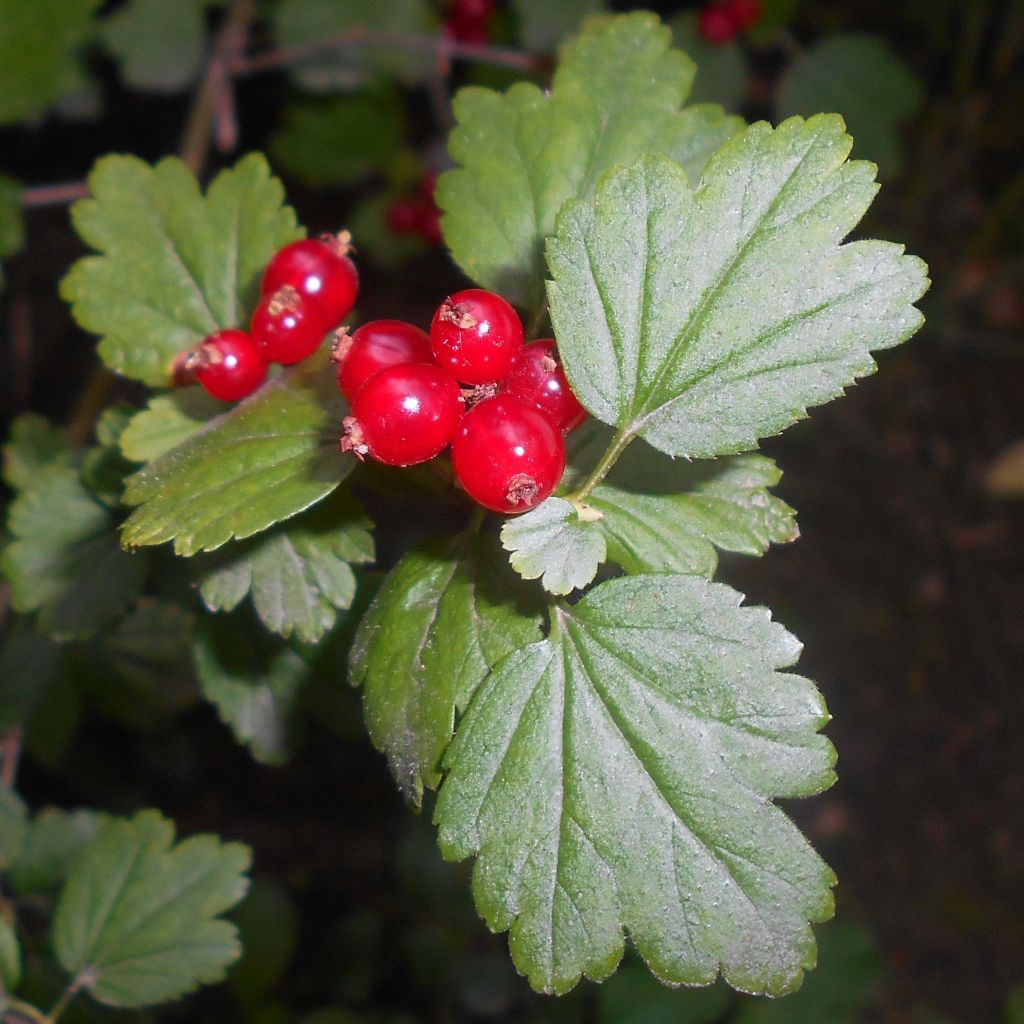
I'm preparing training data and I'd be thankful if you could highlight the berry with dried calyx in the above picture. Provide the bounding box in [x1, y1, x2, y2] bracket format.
[261, 234, 359, 326]
[430, 288, 524, 384]
[190, 329, 268, 402]
[500, 338, 586, 434]
[333, 320, 435, 402]
[251, 284, 331, 365]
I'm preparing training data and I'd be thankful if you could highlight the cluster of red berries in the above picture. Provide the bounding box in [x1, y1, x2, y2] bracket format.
[698, 0, 762, 45]
[334, 289, 585, 514]
[184, 235, 359, 402]
[443, 0, 496, 45]
[385, 172, 442, 247]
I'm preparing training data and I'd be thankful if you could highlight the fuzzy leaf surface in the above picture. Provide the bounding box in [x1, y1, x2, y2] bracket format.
[121, 356, 351, 555]
[197, 490, 373, 643]
[547, 118, 929, 458]
[53, 810, 250, 1008]
[119, 388, 224, 463]
[0, 0, 99, 124]
[438, 12, 741, 309]
[2, 467, 148, 640]
[61, 153, 301, 386]
[436, 574, 836, 996]
[350, 535, 542, 806]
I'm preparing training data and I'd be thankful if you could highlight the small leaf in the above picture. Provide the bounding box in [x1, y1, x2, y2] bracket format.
[439, 12, 741, 309]
[270, 87, 406, 188]
[61, 153, 301, 386]
[119, 387, 224, 463]
[197, 490, 374, 643]
[2, 413, 75, 491]
[670, 13, 746, 110]
[0, 788, 27, 870]
[436, 574, 836, 996]
[0, 0, 100, 124]
[548, 120, 929, 459]
[0, 914, 20, 991]
[193, 614, 310, 765]
[274, 0, 438, 93]
[8, 808, 107, 895]
[100, 0, 206, 93]
[53, 809, 251, 1008]
[121, 354, 352, 555]
[350, 534, 542, 806]
[2, 467, 148, 640]
[778, 34, 924, 175]
[500, 497, 606, 595]
[512, 0, 607, 54]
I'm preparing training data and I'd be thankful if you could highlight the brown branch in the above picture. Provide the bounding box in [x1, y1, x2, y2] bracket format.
[21, 182, 90, 208]
[232, 28, 541, 77]
[0, 729, 22, 789]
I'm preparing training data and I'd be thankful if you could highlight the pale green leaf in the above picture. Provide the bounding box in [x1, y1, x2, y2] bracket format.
[119, 388, 224, 463]
[436, 574, 836, 996]
[0, 915, 20, 991]
[194, 615, 310, 765]
[513, 0, 607, 54]
[500, 497, 606, 595]
[439, 12, 741, 309]
[100, 0, 206, 93]
[8, 808, 107, 895]
[274, 0, 438, 93]
[350, 534, 542, 806]
[61, 153, 301, 386]
[2, 467, 148, 640]
[2, 413, 75, 491]
[0, 0, 100, 124]
[777, 34, 924, 175]
[670, 13, 746, 110]
[547, 120, 929, 459]
[196, 490, 374, 643]
[270, 87, 406, 187]
[0, 789, 27, 870]
[121, 354, 352, 555]
[53, 810, 251, 1008]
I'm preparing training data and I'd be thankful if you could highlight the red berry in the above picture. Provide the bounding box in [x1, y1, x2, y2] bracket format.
[251, 284, 331, 365]
[501, 339, 587, 434]
[333, 319, 435, 402]
[446, 0, 495, 43]
[419, 172, 439, 201]
[386, 197, 424, 236]
[417, 204, 443, 247]
[190, 329, 268, 402]
[452, 395, 565, 514]
[341, 363, 463, 467]
[728, 0, 762, 30]
[261, 235, 359, 326]
[698, 4, 738, 44]
[430, 288, 524, 384]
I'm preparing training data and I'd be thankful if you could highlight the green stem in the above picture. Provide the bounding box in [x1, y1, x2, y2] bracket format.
[567, 427, 634, 503]
[45, 975, 86, 1024]
[1, 997, 49, 1024]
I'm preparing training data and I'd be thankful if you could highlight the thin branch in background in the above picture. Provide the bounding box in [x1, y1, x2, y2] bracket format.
[9, 294, 32, 409]
[21, 182, 90, 208]
[0, 728, 23, 789]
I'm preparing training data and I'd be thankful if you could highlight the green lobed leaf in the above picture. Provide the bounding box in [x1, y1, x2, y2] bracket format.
[8, 808, 107, 896]
[121, 353, 352, 555]
[0, 788, 27, 870]
[193, 614, 311, 765]
[196, 490, 374, 643]
[99, 0, 206, 93]
[61, 153, 302, 386]
[512, 0, 607, 54]
[547, 119, 930, 460]
[119, 387, 224, 463]
[2, 467, 148, 640]
[270, 87, 406, 188]
[274, 0, 438, 93]
[2, 413, 75, 491]
[0, 0, 100, 124]
[438, 12, 742, 309]
[350, 534, 542, 806]
[435, 574, 836, 996]
[500, 498, 606, 596]
[777, 34, 924, 176]
[53, 810, 251, 1008]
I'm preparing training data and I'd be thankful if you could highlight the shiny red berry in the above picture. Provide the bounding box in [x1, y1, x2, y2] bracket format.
[430, 288, 524, 384]
[333, 320, 435, 402]
[251, 285, 331, 365]
[341, 363, 463, 467]
[728, 0, 762, 30]
[190, 329, 268, 402]
[500, 338, 587, 434]
[261, 235, 359, 326]
[698, 4, 738, 44]
[452, 395, 565, 514]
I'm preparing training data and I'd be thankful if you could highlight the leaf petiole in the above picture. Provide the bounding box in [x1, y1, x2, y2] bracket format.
[566, 426, 634, 503]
